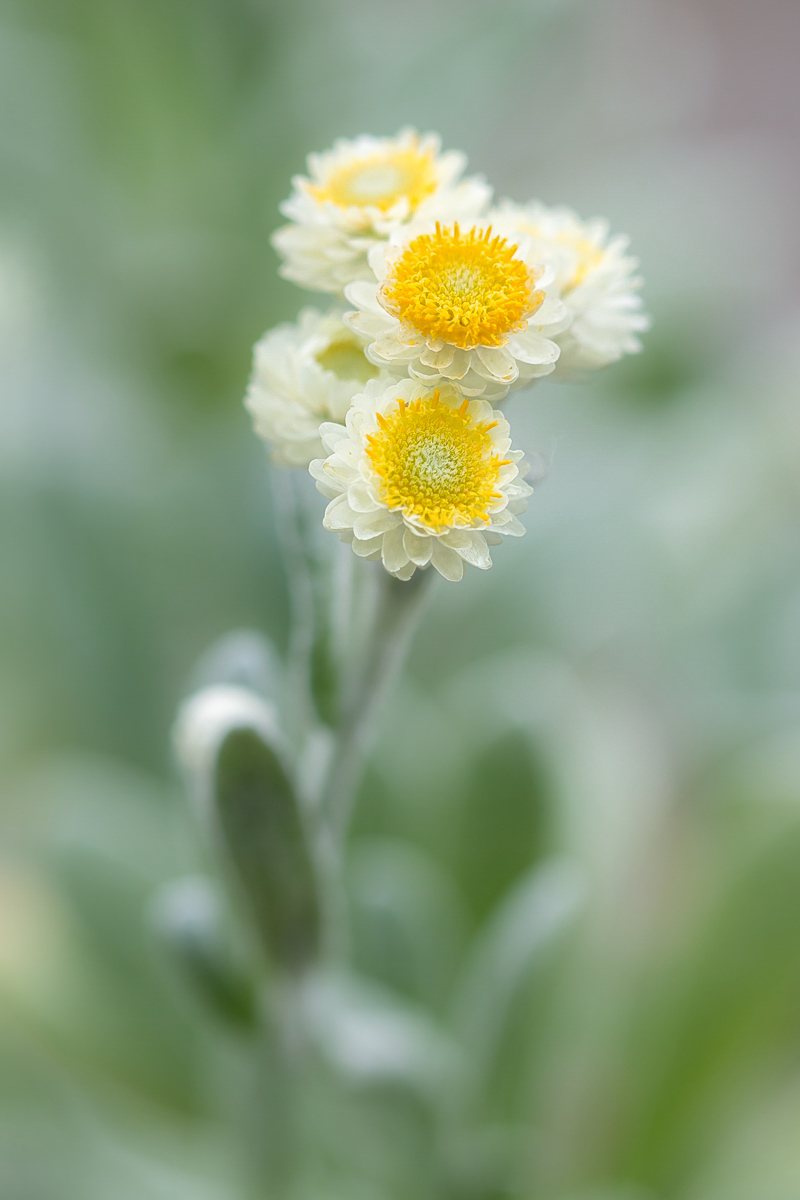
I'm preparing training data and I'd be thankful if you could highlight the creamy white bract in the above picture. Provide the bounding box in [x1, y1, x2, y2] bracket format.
[309, 378, 533, 582]
[491, 201, 650, 375]
[249, 131, 650, 582]
[344, 220, 571, 403]
[272, 129, 491, 295]
[245, 308, 384, 466]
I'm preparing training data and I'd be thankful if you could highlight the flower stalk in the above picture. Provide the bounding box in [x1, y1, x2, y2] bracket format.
[168, 125, 648, 1200]
[319, 564, 433, 838]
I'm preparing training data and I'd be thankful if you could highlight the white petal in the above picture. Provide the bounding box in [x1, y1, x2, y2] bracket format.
[318, 421, 348, 450]
[402, 527, 433, 566]
[393, 560, 419, 581]
[418, 343, 453, 370]
[430, 540, 464, 582]
[324, 495, 358, 531]
[370, 334, 418, 364]
[441, 530, 492, 569]
[367, 242, 390, 279]
[437, 348, 471, 380]
[352, 534, 384, 558]
[324, 458, 359, 485]
[475, 346, 517, 382]
[346, 310, 391, 339]
[381, 523, 410, 574]
[458, 366, 504, 397]
[344, 281, 384, 314]
[533, 294, 571, 334]
[346, 479, 381, 513]
[507, 330, 560, 365]
[409, 361, 441, 384]
[353, 509, 402, 539]
[309, 458, 342, 499]
[491, 511, 527, 537]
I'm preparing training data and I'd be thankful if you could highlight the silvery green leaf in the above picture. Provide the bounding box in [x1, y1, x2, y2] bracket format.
[173, 685, 321, 971]
[151, 875, 257, 1029]
[348, 838, 468, 1012]
[214, 723, 321, 971]
[300, 969, 467, 1104]
[452, 859, 584, 1073]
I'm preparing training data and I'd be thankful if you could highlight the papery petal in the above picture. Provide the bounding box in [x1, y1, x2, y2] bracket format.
[441, 529, 492, 569]
[353, 509, 402, 539]
[393, 559, 419, 581]
[402, 527, 433, 566]
[430, 541, 464, 582]
[475, 346, 517, 382]
[324, 494, 358, 531]
[381, 524, 410, 573]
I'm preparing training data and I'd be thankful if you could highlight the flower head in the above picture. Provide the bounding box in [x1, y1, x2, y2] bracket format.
[245, 307, 386, 466]
[272, 129, 491, 295]
[345, 220, 571, 402]
[491, 201, 650, 374]
[309, 378, 534, 581]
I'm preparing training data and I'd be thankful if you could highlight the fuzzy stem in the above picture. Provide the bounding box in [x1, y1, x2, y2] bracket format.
[322, 565, 433, 841]
[273, 469, 344, 731]
[271, 468, 316, 747]
[311, 564, 433, 965]
[274, 468, 433, 964]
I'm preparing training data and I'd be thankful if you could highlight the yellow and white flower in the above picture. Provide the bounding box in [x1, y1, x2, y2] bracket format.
[309, 378, 534, 582]
[272, 129, 491, 295]
[491, 201, 650, 374]
[245, 307, 385, 467]
[344, 220, 571, 403]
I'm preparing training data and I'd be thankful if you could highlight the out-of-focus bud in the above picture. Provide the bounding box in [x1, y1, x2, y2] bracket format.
[173, 686, 321, 972]
[174, 684, 277, 800]
[188, 628, 284, 706]
[151, 875, 257, 1029]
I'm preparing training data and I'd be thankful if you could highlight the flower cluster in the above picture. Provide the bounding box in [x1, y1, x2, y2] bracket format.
[246, 129, 649, 581]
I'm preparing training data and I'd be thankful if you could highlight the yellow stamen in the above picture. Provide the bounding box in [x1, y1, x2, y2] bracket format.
[366, 391, 503, 530]
[380, 223, 542, 350]
[310, 141, 438, 212]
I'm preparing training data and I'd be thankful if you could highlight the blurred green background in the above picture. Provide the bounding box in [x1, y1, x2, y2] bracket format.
[2, 1, 800, 1198]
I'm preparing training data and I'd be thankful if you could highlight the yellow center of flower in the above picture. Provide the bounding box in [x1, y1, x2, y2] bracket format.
[366, 391, 507, 530]
[311, 145, 438, 212]
[523, 224, 606, 292]
[564, 236, 606, 289]
[315, 337, 378, 383]
[380, 224, 542, 350]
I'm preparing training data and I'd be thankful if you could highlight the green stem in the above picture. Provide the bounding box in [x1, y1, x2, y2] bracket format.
[322, 565, 434, 841]
[311, 564, 433, 965]
[251, 980, 308, 1199]
[271, 468, 316, 747]
[273, 468, 433, 964]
